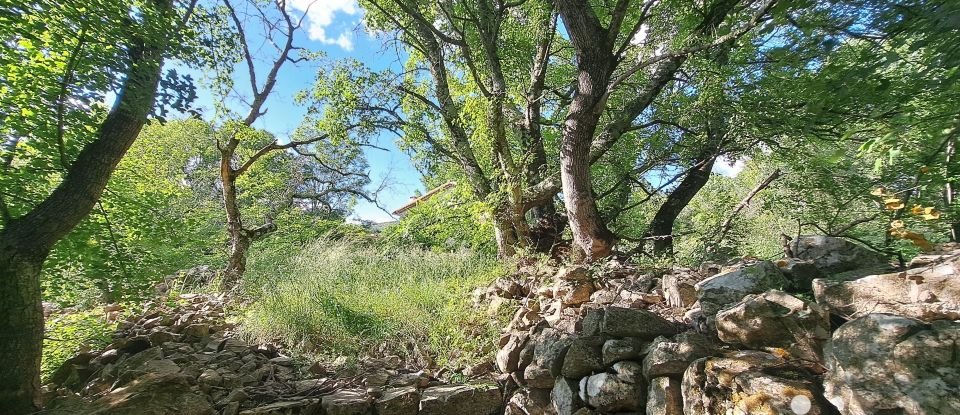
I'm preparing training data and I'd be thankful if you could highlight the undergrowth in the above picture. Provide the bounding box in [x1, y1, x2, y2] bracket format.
[241, 238, 508, 370]
[42, 311, 114, 382]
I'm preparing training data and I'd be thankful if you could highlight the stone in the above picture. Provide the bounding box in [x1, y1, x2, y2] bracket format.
[89, 373, 213, 415]
[682, 351, 833, 415]
[661, 271, 701, 308]
[531, 332, 573, 378]
[823, 314, 960, 415]
[792, 235, 887, 274]
[522, 364, 554, 389]
[504, 388, 553, 415]
[774, 258, 822, 292]
[646, 377, 683, 415]
[716, 290, 830, 363]
[182, 323, 210, 338]
[197, 368, 223, 386]
[557, 265, 592, 282]
[321, 389, 371, 415]
[642, 332, 714, 379]
[581, 365, 645, 413]
[600, 307, 676, 339]
[375, 386, 419, 415]
[813, 256, 960, 321]
[551, 377, 583, 415]
[601, 337, 646, 366]
[589, 289, 617, 305]
[561, 283, 595, 306]
[240, 400, 321, 415]
[497, 333, 529, 373]
[694, 261, 790, 316]
[148, 330, 178, 346]
[419, 384, 501, 415]
[560, 336, 604, 378]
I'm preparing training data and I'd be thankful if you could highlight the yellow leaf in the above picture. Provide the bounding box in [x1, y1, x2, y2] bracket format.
[911, 205, 924, 215]
[890, 220, 905, 229]
[919, 166, 930, 174]
[922, 207, 940, 220]
[871, 187, 886, 196]
[884, 198, 904, 210]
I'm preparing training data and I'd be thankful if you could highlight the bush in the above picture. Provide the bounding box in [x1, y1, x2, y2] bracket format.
[42, 311, 114, 382]
[240, 239, 507, 370]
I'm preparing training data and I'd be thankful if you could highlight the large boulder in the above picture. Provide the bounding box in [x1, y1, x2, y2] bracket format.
[715, 290, 830, 363]
[792, 235, 886, 274]
[551, 377, 583, 415]
[504, 388, 553, 415]
[813, 254, 960, 321]
[823, 314, 960, 415]
[695, 261, 790, 315]
[682, 351, 834, 415]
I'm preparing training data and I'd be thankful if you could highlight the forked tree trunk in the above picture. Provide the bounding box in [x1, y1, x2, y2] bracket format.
[0, 2, 170, 410]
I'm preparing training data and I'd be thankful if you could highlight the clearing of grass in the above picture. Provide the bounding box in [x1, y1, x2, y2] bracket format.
[240, 239, 509, 371]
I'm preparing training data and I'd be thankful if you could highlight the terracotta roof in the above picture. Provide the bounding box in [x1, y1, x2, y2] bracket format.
[391, 181, 457, 216]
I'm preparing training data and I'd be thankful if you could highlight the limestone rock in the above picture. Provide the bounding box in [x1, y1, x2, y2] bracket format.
[823, 314, 960, 415]
[662, 271, 702, 308]
[642, 332, 714, 379]
[600, 307, 676, 339]
[560, 336, 604, 378]
[557, 266, 592, 282]
[321, 389, 371, 415]
[774, 258, 822, 292]
[505, 388, 553, 415]
[695, 261, 790, 316]
[682, 351, 833, 415]
[419, 384, 501, 415]
[240, 400, 321, 415]
[89, 373, 213, 415]
[792, 235, 886, 274]
[375, 386, 419, 415]
[813, 256, 960, 321]
[497, 333, 530, 373]
[551, 377, 582, 415]
[646, 377, 683, 415]
[601, 337, 646, 366]
[581, 370, 644, 413]
[716, 290, 830, 363]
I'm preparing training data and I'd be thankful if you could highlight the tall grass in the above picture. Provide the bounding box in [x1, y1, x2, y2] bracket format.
[241, 239, 508, 370]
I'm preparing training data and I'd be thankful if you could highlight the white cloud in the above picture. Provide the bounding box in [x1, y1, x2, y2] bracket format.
[287, 0, 359, 50]
[713, 156, 746, 178]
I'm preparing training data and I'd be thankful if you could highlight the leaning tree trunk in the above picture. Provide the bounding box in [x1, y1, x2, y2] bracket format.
[556, 0, 617, 261]
[0, 2, 169, 410]
[648, 155, 718, 256]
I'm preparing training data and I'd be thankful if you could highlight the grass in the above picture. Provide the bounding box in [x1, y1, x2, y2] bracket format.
[240, 238, 509, 371]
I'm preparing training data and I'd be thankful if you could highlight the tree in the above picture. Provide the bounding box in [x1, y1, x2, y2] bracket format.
[0, 0, 183, 411]
[204, 0, 392, 284]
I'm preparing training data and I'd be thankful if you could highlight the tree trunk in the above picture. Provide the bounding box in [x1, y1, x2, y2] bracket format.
[556, 0, 617, 261]
[0, 1, 170, 410]
[649, 155, 718, 256]
[0, 247, 43, 414]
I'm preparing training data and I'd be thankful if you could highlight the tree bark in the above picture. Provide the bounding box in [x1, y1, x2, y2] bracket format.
[0, 1, 170, 411]
[556, 0, 618, 260]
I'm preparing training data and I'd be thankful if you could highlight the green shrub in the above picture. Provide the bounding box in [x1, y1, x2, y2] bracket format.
[42, 311, 114, 382]
[240, 239, 506, 370]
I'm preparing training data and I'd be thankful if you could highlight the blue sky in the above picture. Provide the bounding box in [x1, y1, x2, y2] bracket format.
[186, 0, 421, 223]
